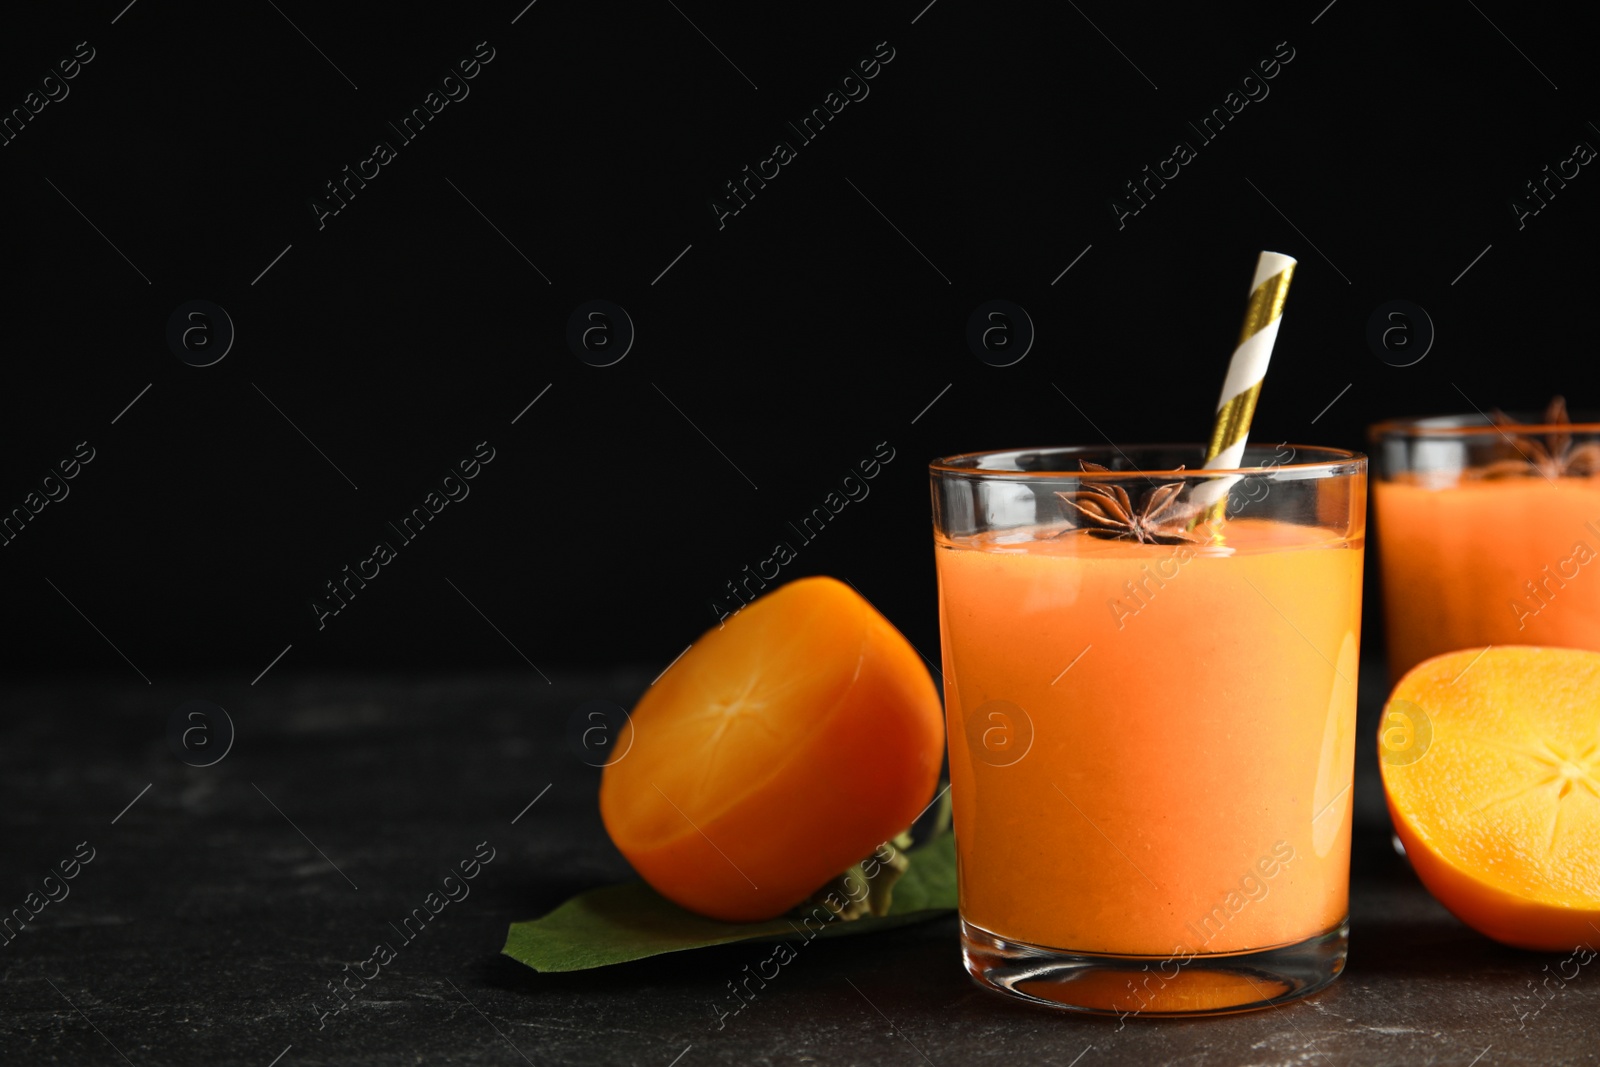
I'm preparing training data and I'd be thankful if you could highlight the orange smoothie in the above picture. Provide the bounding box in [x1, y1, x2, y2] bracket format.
[936, 519, 1363, 957]
[1375, 477, 1600, 679]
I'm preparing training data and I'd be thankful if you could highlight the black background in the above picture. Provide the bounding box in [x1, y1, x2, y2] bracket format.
[3, 0, 1597, 683]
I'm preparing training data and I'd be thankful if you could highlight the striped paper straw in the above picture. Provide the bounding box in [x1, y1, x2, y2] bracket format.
[1193, 251, 1297, 524]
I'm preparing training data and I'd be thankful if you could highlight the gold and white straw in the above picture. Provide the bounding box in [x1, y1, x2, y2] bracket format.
[1192, 251, 1296, 524]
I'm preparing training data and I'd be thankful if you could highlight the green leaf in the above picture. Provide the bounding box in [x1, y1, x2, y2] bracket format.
[501, 832, 956, 973]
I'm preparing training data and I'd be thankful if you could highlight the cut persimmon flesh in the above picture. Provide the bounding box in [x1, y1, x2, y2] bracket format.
[600, 576, 944, 922]
[1381, 646, 1600, 950]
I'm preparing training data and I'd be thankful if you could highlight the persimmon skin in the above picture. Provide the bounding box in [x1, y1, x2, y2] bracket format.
[1381, 646, 1600, 951]
[599, 577, 944, 923]
[1387, 805, 1600, 952]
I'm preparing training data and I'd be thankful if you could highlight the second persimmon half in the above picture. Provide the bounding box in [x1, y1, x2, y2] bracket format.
[599, 577, 944, 923]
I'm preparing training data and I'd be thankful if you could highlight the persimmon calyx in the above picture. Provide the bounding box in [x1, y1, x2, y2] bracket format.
[794, 831, 914, 921]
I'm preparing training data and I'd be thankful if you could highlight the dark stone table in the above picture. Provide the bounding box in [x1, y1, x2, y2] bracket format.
[2, 668, 1595, 1066]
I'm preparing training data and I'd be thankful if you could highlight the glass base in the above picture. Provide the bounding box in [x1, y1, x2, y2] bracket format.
[960, 917, 1348, 1017]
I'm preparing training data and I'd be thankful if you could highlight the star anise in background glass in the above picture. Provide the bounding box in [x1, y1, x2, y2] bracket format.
[1054, 461, 1205, 545]
[1473, 396, 1600, 479]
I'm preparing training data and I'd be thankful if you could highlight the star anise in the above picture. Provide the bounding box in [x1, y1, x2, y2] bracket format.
[1053, 461, 1205, 545]
[1472, 396, 1600, 479]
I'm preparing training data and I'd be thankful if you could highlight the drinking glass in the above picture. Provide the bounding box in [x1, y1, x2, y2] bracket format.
[1371, 413, 1600, 681]
[931, 444, 1365, 1015]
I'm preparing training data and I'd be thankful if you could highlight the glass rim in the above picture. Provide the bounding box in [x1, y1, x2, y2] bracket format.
[1368, 413, 1600, 439]
[928, 443, 1366, 479]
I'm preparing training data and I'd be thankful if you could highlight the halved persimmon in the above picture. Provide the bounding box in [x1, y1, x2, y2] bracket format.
[599, 576, 944, 922]
[1381, 646, 1600, 950]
